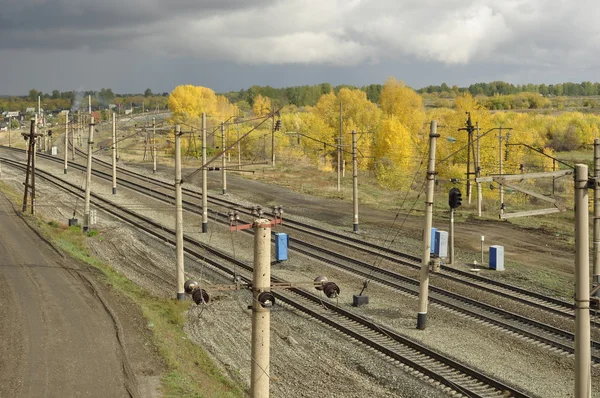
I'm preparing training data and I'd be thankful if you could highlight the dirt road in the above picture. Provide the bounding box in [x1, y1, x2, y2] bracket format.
[0, 194, 155, 397]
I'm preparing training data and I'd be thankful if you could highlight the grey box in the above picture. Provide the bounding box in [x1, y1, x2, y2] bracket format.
[434, 230, 448, 258]
[352, 295, 369, 307]
[489, 245, 504, 271]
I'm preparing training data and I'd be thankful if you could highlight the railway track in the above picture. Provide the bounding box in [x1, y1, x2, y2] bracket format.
[3, 145, 597, 364]
[67, 144, 581, 322]
[0, 156, 534, 398]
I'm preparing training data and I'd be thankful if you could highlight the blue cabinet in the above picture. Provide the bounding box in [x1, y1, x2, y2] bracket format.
[275, 233, 288, 262]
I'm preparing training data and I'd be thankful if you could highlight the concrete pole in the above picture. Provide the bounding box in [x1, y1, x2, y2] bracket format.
[71, 121, 75, 161]
[476, 123, 482, 217]
[574, 164, 592, 398]
[112, 113, 117, 195]
[237, 125, 242, 170]
[153, 117, 157, 174]
[64, 111, 69, 174]
[593, 139, 600, 288]
[32, 117, 37, 215]
[83, 117, 95, 232]
[38, 96, 41, 121]
[352, 129, 358, 232]
[88, 95, 91, 114]
[271, 115, 276, 167]
[499, 127, 504, 218]
[175, 125, 185, 300]
[417, 120, 439, 330]
[250, 218, 272, 398]
[449, 208, 455, 265]
[202, 113, 208, 233]
[337, 101, 342, 192]
[222, 122, 227, 194]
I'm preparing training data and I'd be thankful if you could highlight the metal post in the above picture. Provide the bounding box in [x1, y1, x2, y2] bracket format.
[31, 121, 36, 215]
[83, 117, 95, 232]
[222, 121, 227, 194]
[175, 125, 185, 300]
[466, 123, 472, 205]
[251, 217, 272, 398]
[476, 123, 482, 217]
[64, 111, 69, 174]
[112, 113, 117, 195]
[574, 164, 591, 398]
[499, 127, 504, 218]
[7, 117, 11, 147]
[417, 120, 439, 330]
[202, 113, 208, 233]
[593, 139, 600, 288]
[352, 129, 358, 232]
[449, 208, 455, 265]
[153, 117, 157, 174]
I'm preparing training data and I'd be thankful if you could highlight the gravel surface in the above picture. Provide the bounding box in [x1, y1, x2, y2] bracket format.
[2, 140, 598, 398]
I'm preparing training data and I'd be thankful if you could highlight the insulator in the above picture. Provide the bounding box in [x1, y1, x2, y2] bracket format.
[314, 276, 328, 290]
[257, 292, 275, 308]
[192, 288, 210, 305]
[323, 282, 340, 299]
[184, 279, 199, 294]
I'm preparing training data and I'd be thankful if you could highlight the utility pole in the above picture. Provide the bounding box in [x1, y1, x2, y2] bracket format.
[458, 112, 476, 204]
[417, 120, 439, 330]
[88, 95, 91, 114]
[175, 125, 185, 300]
[22, 119, 38, 214]
[476, 122, 482, 217]
[112, 113, 117, 195]
[7, 116, 11, 147]
[71, 119, 75, 161]
[83, 117, 95, 233]
[498, 127, 504, 218]
[64, 111, 69, 174]
[38, 96, 41, 121]
[222, 121, 227, 194]
[202, 113, 208, 233]
[352, 129, 359, 232]
[271, 115, 276, 167]
[251, 217, 273, 398]
[237, 123, 242, 170]
[574, 163, 591, 398]
[594, 139, 600, 290]
[337, 102, 342, 192]
[153, 117, 157, 174]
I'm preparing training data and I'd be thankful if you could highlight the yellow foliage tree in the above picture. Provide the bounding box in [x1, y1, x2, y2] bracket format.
[373, 116, 415, 189]
[168, 85, 217, 125]
[252, 94, 272, 116]
[379, 77, 426, 139]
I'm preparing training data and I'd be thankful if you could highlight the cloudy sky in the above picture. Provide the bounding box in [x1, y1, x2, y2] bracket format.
[0, 0, 598, 95]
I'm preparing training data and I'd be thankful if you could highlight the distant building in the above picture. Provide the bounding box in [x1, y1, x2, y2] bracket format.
[4, 111, 19, 118]
[25, 107, 36, 113]
[108, 104, 116, 109]
[125, 109, 133, 115]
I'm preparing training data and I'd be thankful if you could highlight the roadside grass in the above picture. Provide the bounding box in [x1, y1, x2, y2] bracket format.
[0, 182, 245, 398]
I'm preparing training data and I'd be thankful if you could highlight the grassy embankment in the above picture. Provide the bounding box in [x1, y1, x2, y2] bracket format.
[0, 181, 245, 398]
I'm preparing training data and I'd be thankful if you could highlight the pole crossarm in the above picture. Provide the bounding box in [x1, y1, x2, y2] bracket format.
[476, 169, 573, 182]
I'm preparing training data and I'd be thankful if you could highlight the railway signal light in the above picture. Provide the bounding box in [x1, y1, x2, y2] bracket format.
[449, 187, 462, 209]
[273, 119, 282, 132]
